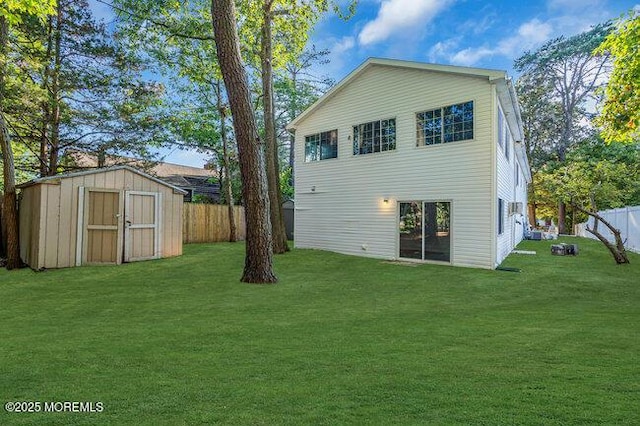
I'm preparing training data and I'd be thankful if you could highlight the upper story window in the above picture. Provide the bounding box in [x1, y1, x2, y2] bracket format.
[305, 130, 338, 162]
[353, 118, 396, 155]
[498, 106, 505, 150]
[498, 106, 510, 161]
[505, 130, 511, 160]
[416, 101, 473, 146]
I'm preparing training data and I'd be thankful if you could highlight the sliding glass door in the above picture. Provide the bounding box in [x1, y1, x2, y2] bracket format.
[399, 201, 451, 262]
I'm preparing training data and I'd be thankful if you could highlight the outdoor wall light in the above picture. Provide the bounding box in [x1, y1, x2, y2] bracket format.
[383, 197, 389, 203]
[311, 186, 316, 192]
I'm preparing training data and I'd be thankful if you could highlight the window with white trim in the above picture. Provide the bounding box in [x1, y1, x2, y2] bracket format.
[305, 129, 338, 162]
[416, 101, 473, 146]
[353, 119, 396, 155]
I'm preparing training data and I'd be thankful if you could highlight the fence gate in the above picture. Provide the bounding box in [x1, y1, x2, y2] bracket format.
[124, 191, 161, 262]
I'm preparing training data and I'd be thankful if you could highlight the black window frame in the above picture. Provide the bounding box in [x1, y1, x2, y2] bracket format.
[416, 101, 474, 146]
[353, 118, 396, 155]
[498, 198, 504, 235]
[304, 129, 338, 162]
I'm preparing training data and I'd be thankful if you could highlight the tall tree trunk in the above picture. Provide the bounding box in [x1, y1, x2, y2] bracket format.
[558, 201, 566, 235]
[287, 67, 297, 193]
[47, 4, 63, 176]
[528, 202, 536, 227]
[48, 11, 62, 175]
[261, 3, 289, 253]
[0, 16, 21, 269]
[0, 203, 5, 257]
[39, 16, 54, 177]
[288, 67, 298, 169]
[215, 80, 237, 242]
[211, 0, 276, 283]
[556, 129, 569, 234]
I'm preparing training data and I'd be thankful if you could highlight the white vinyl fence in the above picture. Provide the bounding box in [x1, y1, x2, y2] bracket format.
[575, 206, 640, 254]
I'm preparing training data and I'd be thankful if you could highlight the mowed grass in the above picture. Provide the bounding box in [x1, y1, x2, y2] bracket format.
[0, 237, 639, 425]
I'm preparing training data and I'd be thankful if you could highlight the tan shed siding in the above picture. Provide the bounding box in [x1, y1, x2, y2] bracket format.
[294, 65, 494, 269]
[19, 185, 42, 268]
[57, 178, 74, 268]
[20, 167, 183, 270]
[41, 183, 62, 268]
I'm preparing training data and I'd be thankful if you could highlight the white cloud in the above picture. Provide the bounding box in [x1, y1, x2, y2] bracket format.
[447, 19, 553, 66]
[332, 36, 356, 55]
[428, 38, 460, 62]
[358, 0, 452, 46]
[450, 47, 494, 67]
[547, 0, 603, 11]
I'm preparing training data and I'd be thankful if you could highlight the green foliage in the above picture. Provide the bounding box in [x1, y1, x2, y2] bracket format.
[279, 165, 293, 199]
[515, 22, 612, 160]
[2, 0, 170, 178]
[515, 22, 614, 229]
[237, 1, 355, 71]
[594, 10, 640, 143]
[0, 0, 56, 24]
[536, 137, 640, 218]
[0, 240, 639, 423]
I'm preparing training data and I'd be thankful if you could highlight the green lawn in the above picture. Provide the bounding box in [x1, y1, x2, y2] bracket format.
[0, 237, 639, 425]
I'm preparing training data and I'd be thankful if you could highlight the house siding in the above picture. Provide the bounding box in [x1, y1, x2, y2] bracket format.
[294, 64, 496, 268]
[495, 97, 528, 265]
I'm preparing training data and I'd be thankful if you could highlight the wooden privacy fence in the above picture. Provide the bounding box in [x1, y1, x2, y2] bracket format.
[183, 203, 246, 243]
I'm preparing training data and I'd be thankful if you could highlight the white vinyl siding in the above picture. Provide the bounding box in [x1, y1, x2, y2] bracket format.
[293, 65, 495, 269]
[495, 97, 527, 266]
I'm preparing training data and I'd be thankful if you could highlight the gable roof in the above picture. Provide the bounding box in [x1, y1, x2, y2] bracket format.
[17, 165, 188, 194]
[68, 150, 216, 178]
[287, 57, 508, 130]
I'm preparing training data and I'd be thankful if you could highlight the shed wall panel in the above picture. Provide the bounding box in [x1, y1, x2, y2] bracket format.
[19, 185, 42, 268]
[42, 184, 62, 269]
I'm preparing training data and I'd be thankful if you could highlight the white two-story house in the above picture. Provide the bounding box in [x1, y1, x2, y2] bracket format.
[287, 58, 531, 269]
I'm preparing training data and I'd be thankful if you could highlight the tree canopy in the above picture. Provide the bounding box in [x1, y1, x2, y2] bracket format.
[594, 10, 640, 143]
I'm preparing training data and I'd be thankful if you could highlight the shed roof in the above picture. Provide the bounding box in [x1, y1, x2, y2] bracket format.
[68, 150, 216, 178]
[17, 165, 188, 194]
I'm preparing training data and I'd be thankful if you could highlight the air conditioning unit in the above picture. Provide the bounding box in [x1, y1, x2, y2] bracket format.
[508, 202, 523, 215]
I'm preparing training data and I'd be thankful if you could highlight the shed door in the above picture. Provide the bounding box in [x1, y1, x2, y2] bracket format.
[84, 189, 123, 264]
[124, 191, 161, 262]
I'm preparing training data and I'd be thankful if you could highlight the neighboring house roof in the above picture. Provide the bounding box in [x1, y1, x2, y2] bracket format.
[16, 165, 188, 194]
[287, 57, 532, 183]
[68, 151, 216, 178]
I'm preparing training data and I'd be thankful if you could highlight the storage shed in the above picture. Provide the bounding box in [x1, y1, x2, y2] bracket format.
[18, 166, 186, 270]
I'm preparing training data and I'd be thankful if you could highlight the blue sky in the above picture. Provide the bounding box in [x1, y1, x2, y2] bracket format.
[312, 0, 639, 81]
[88, 0, 638, 167]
